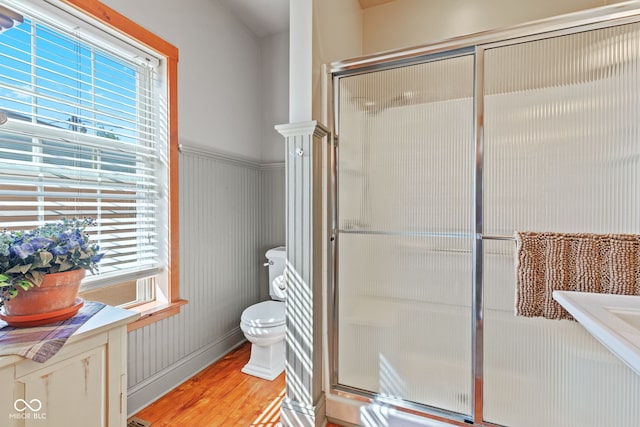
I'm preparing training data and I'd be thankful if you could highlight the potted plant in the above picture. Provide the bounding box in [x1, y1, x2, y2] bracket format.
[0, 218, 104, 324]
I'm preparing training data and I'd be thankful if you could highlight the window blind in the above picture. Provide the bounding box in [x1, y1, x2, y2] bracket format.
[0, 4, 168, 290]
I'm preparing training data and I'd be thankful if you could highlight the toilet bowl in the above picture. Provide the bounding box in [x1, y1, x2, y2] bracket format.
[240, 246, 287, 381]
[240, 300, 286, 380]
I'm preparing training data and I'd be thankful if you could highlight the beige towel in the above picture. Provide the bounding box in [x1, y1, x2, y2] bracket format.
[515, 232, 640, 320]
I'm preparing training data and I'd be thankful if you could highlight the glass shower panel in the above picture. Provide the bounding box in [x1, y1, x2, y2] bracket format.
[483, 24, 640, 427]
[337, 55, 474, 414]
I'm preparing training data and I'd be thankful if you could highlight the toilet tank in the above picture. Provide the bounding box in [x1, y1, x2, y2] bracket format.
[265, 246, 286, 300]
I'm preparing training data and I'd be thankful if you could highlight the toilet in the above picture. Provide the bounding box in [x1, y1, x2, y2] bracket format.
[240, 246, 287, 380]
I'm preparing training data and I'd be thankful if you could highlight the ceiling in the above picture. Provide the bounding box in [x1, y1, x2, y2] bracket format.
[218, 0, 397, 39]
[218, 0, 290, 38]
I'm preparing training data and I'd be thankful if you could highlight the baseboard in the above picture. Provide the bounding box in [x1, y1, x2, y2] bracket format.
[326, 393, 364, 426]
[126, 328, 246, 416]
[327, 393, 460, 427]
[360, 404, 455, 427]
[281, 394, 327, 427]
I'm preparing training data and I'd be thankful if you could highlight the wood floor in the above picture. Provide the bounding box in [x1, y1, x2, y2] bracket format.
[132, 342, 342, 426]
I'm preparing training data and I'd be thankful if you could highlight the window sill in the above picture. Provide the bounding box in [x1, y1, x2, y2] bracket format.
[126, 299, 188, 332]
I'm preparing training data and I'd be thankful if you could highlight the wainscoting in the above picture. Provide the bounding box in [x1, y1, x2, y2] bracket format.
[127, 146, 285, 415]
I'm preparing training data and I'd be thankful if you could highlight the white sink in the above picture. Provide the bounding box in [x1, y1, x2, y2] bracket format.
[609, 308, 640, 330]
[553, 291, 640, 376]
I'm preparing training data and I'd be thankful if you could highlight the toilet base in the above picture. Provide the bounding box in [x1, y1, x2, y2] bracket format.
[241, 339, 285, 381]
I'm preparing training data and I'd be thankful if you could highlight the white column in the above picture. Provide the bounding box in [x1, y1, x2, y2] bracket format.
[289, 0, 313, 122]
[275, 121, 329, 427]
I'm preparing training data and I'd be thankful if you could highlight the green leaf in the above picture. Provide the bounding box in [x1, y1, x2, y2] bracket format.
[16, 279, 33, 291]
[32, 251, 53, 268]
[0, 274, 7, 282]
[58, 260, 74, 272]
[40, 251, 53, 266]
[27, 271, 46, 287]
[6, 264, 32, 274]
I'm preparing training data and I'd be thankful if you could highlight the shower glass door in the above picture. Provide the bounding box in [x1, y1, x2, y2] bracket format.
[335, 54, 475, 415]
[482, 23, 640, 427]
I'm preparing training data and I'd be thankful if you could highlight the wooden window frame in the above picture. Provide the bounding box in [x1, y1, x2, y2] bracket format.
[62, 0, 186, 331]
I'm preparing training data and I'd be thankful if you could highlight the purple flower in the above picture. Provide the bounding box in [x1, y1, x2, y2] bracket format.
[64, 230, 83, 248]
[10, 243, 34, 259]
[91, 252, 105, 263]
[51, 245, 68, 256]
[28, 236, 53, 251]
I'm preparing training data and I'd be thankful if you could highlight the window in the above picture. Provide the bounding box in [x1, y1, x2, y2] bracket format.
[0, 0, 182, 328]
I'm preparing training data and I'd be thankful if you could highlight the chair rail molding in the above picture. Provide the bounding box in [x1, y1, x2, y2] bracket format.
[275, 120, 329, 427]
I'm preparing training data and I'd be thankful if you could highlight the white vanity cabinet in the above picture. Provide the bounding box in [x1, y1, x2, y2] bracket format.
[0, 306, 138, 427]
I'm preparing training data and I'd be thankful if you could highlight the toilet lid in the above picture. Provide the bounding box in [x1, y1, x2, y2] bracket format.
[241, 300, 285, 327]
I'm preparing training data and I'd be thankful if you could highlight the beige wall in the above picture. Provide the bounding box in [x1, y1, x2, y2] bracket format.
[362, 0, 625, 54]
[292, 0, 362, 125]
[103, 0, 263, 160]
[308, 0, 630, 124]
[313, 0, 363, 124]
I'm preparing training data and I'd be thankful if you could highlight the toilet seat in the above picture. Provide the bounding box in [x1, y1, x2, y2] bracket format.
[241, 300, 285, 328]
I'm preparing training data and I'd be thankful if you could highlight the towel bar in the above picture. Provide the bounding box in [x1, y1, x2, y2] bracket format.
[482, 235, 516, 241]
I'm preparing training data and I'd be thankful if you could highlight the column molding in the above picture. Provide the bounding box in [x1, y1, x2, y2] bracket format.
[275, 120, 329, 427]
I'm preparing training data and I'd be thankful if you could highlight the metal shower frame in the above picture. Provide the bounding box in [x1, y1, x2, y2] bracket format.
[327, 3, 640, 426]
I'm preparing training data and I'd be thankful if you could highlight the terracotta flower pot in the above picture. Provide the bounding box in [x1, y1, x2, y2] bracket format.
[3, 269, 85, 316]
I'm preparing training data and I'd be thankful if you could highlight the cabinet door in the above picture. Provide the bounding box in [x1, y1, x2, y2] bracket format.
[15, 345, 106, 427]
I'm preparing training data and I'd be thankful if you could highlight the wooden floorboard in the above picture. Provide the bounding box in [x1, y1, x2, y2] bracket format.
[133, 342, 342, 427]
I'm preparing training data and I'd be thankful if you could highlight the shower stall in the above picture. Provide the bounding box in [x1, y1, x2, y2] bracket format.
[329, 5, 640, 427]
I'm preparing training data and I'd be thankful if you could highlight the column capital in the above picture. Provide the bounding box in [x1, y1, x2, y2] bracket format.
[275, 121, 330, 139]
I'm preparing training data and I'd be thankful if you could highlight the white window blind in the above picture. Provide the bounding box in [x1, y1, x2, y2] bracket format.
[0, 2, 168, 290]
